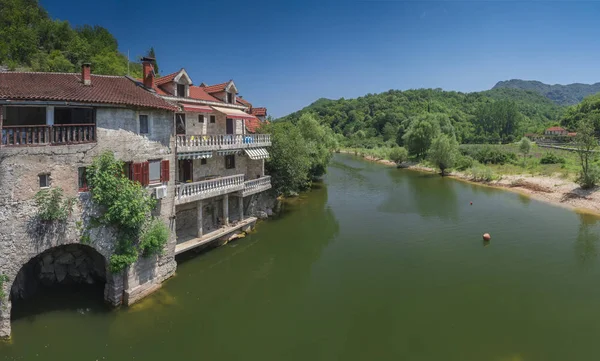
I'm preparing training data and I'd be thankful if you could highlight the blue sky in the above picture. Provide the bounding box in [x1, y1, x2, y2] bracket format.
[42, 0, 600, 118]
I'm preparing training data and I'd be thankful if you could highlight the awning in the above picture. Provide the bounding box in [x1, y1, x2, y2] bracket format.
[217, 149, 239, 156]
[211, 106, 258, 121]
[244, 148, 269, 160]
[182, 104, 212, 113]
[178, 151, 213, 160]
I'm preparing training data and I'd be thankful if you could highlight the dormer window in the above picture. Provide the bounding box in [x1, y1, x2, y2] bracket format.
[177, 84, 186, 97]
[227, 92, 233, 104]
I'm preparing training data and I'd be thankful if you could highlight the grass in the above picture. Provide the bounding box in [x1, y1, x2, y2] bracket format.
[342, 142, 588, 181]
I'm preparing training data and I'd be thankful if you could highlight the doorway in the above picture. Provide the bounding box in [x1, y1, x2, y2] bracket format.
[226, 118, 234, 135]
[178, 159, 193, 183]
[176, 113, 186, 135]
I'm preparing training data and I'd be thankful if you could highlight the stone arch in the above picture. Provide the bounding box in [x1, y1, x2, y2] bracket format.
[0, 241, 122, 339]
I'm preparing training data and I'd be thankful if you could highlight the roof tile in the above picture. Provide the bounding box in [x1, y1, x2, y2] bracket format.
[0, 72, 177, 111]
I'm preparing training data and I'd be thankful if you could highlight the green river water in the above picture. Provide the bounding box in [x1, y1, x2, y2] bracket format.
[3, 153, 600, 360]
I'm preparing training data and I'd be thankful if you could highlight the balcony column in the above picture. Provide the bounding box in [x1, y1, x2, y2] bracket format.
[239, 196, 244, 221]
[196, 200, 203, 237]
[223, 195, 229, 226]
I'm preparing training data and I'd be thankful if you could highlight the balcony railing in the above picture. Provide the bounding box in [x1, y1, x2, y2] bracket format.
[176, 134, 271, 152]
[1, 124, 96, 147]
[175, 174, 245, 204]
[242, 176, 272, 196]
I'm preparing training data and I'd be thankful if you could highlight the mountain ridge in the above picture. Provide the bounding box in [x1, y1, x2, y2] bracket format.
[492, 79, 600, 106]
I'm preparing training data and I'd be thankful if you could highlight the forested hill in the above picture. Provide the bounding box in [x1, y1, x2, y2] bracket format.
[280, 88, 564, 147]
[0, 0, 157, 77]
[493, 79, 600, 106]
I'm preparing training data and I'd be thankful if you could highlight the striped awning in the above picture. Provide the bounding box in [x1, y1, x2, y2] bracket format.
[178, 151, 213, 160]
[244, 147, 269, 160]
[217, 149, 239, 156]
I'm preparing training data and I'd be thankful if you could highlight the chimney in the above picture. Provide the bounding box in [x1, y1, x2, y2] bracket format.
[141, 57, 155, 89]
[81, 63, 91, 86]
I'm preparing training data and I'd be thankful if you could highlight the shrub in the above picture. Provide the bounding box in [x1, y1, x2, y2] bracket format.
[540, 152, 566, 164]
[139, 218, 170, 256]
[34, 187, 75, 221]
[577, 165, 600, 189]
[429, 134, 459, 175]
[388, 147, 408, 164]
[468, 165, 495, 182]
[460, 145, 517, 165]
[455, 155, 475, 171]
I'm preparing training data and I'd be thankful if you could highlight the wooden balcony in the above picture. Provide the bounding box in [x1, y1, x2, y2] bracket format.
[176, 134, 271, 153]
[242, 176, 272, 197]
[1, 124, 96, 147]
[175, 174, 245, 205]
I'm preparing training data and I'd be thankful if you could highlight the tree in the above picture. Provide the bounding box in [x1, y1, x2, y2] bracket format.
[429, 134, 459, 176]
[263, 122, 311, 196]
[574, 118, 600, 189]
[297, 113, 338, 179]
[389, 147, 408, 164]
[402, 114, 440, 158]
[518, 136, 532, 164]
[147, 47, 159, 75]
[382, 123, 398, 142]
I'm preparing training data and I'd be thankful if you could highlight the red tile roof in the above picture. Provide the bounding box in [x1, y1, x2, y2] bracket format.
[154, 70, 181, 86]
[245, 117, 262, 133]
[237, 97, 252, 107]
[202, 81, 229, 93]
[546, 126, 566, 131]
[188, 86, 222, 102]
[568, 132, 577, 137]
[251, 107, 267, 116]
[0, 72, 177, 111]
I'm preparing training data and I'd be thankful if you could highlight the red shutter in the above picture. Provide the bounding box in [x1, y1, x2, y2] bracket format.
[142, 162, 150, 186]
[161, 160, 170, 183]
[132, 163, 142, 184]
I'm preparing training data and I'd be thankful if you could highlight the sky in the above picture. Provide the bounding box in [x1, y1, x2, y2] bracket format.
[41, 0, 600, 118]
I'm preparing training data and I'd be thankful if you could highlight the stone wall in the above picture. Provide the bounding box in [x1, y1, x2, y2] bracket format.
[0, 106, 177, 339]
[191, 154, 263, 181]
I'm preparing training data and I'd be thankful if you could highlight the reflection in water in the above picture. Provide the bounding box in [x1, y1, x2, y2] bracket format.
[517, 193, 532, 206]
[575, 212, 600, 266]
[379, 170, 459, 221]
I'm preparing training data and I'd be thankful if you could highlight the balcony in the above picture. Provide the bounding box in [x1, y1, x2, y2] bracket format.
[175, 174, 245, 205]
[242, 176, 272, 197]
[176, 134, 271, 153]
[1, 124, 96, 147]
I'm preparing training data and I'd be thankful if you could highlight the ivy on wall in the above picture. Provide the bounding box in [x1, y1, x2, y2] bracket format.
[34, 188, 75, 221]
[0, 274, 8, 304]
[86, 151, 169, 273]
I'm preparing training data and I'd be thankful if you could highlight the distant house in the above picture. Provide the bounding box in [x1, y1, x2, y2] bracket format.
[544, 126, 568, 136]
[568, 132, 577, 137]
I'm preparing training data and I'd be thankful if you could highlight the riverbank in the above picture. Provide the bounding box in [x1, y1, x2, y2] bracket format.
[340, 150, 600, 216]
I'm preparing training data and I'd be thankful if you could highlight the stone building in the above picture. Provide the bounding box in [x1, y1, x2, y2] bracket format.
[0, 61, 274, 338]
[138, 59, 273, 256]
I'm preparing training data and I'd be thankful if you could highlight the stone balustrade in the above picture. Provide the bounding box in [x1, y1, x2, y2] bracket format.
[242, 176, 272, 197]
[176, 134, 271, 152]
[175, 174, 245, 204]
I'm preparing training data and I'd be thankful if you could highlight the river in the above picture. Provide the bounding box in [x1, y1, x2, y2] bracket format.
[2, 153, 600, 360]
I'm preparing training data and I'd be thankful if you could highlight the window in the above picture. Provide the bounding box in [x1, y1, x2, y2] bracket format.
[225, 155, 235, 169]
[227, 92, 233, 104]
[139, 114, 149, 134]
[149, 160, 161, 184]
[78, 167, 88, 191]
[176, 113, 186, 135]
[123, 162, 133, 180]
[210, 115, 216, 123]
[55, 107, 94, 125]
[5, 106, 46, 126]
[200, 158, 207, 165]
[198, 114, 204, 123]
[39, 174, 50, 188]
[177, 84, 186, 97]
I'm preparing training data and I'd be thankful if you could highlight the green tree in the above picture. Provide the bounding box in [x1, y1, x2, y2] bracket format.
[263, 122, 311, 196]
[402, 114, 440, 158]
[147, 47, 159, 75]
[382, 123, 398, 142]
[298, 113, 338, 179]
[574, 118, 600, 189]
[429, 134, 459, 176]
[389, 147, 408, 164]
[517, 136, 532, 164]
